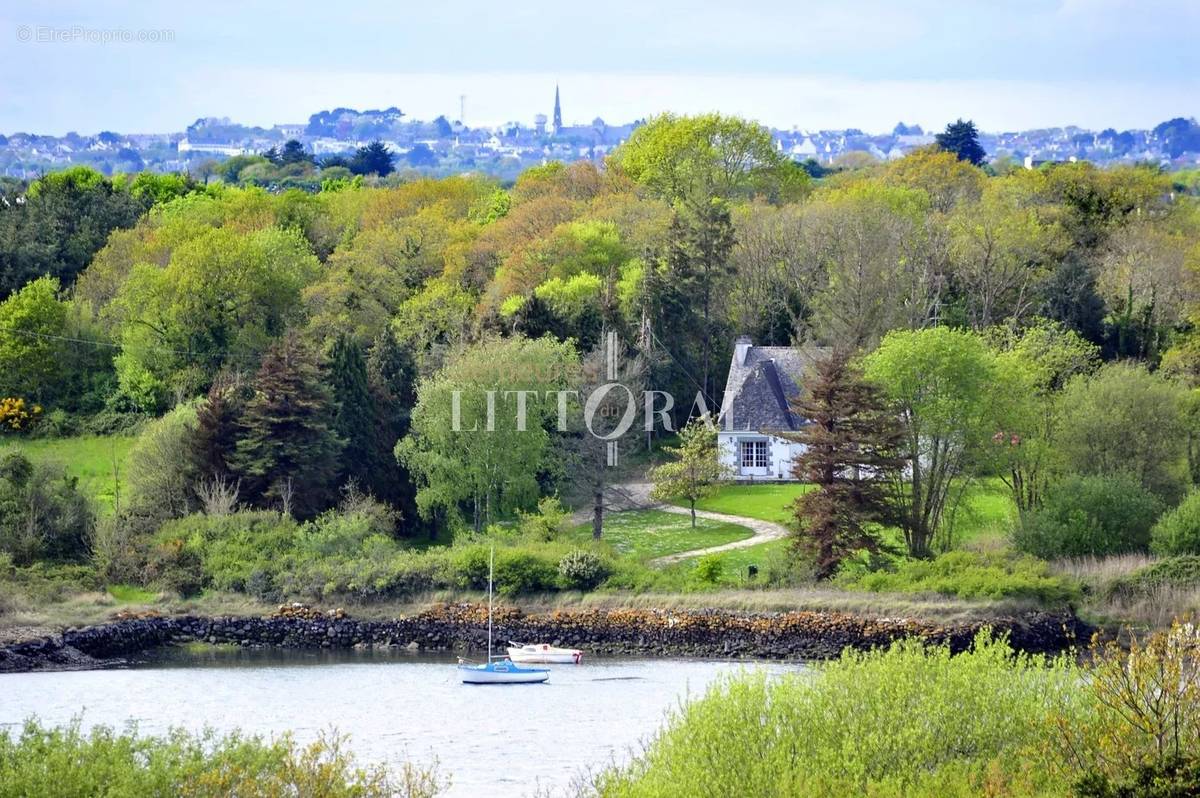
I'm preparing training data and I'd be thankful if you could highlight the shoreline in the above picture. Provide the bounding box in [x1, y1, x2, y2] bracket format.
[0, 603, 1090, 673]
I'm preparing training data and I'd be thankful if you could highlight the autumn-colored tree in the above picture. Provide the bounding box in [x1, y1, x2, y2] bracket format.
[786, 351, 903, 578]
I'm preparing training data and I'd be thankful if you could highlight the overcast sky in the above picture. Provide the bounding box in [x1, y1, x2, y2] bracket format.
[2, 0, 1197, 135]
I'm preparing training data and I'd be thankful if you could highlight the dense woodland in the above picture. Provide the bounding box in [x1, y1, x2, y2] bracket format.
[3, 114, 1200, 608]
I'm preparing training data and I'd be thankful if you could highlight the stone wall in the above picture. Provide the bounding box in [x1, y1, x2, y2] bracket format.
[0, 604, 1090, 673]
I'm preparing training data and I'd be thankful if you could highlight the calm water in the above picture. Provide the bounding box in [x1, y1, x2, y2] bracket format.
[1, 648, 798, 797]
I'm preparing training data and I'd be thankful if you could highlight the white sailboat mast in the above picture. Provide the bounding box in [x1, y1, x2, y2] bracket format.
[487, 546, 494, 661]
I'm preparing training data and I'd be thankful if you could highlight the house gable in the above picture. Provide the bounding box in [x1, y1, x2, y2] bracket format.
[718, 336, 829, 434]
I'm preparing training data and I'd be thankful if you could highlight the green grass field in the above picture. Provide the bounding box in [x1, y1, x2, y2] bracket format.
[0, 434, 135, 515]
[573, 509, 754, 560]
[682, 479, 1015, 545]
[689, 483, 812, 524]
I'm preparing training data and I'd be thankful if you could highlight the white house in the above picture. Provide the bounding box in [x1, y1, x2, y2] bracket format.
[716, 336, 829, 481]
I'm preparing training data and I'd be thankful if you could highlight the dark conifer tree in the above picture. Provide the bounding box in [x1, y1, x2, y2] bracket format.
[935, 118, 987, 166]
[366, 329, 421, 527]
[330, 335, 377, 493]
[787, 350, 904, 579]
[645, 198, 736, 424]
[350, 140, 395, 177]
[231, 331, 343, 517]
[192, 371, 248, 481]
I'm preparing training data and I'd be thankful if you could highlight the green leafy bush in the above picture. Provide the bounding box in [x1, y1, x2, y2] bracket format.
[0, 559, 100, 605]
[141, 537, 205, 597]
[693, 554, 724, 585]
[0, 452, 93, 565]
[0, 719, 445, 798]
[842, 550, 1080, 604]
[1075, 756, 1200, 798]
[558, 549, 610, 590]
[1151, 490, 1200, 556]
[1013, 475, 1163, 559]
[1107, 556, 1200, 599]
[517, 496, 572, 541]
[153, 511, 297, 593]
[594, 633, 1084, 797]
[494, 549, 559, 595]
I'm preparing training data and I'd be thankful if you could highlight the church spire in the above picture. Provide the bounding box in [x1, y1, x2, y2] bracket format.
[552, 83, 562, 135]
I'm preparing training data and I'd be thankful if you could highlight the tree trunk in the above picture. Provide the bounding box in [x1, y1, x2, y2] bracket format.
[690, 499, 697, 528]
[592, 490, 603, 540]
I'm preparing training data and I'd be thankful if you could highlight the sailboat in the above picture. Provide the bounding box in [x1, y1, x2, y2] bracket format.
[458, 547, 550, 685]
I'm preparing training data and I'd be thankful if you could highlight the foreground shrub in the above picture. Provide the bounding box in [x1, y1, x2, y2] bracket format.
[0, 720, 445, 798]
[0, 558, 100, 606]
[1151, 490, 1200, 556]
[594, 633, 1083, 797]
[493, 549, 559, 595]
[1014, 475, 1162, 559]
[1057, 621, 1200, 794]
[842, 550, 1080, 604]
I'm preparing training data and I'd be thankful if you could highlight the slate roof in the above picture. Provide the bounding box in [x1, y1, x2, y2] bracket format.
[718, 337, 830, 433]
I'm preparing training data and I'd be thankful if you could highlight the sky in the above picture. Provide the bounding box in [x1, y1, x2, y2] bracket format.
[2, 0, 1197, 135]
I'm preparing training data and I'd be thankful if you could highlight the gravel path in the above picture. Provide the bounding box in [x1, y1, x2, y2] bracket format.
[575, 482, 791, 565]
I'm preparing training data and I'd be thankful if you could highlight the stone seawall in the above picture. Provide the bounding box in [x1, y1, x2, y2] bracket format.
[0, 604, 1091, 673]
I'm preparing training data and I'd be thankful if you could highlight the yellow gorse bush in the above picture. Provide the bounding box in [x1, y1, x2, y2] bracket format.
[0, 397, 41, 431]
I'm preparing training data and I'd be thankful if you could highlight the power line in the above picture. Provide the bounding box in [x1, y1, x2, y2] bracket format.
[0, 325, 261, 363]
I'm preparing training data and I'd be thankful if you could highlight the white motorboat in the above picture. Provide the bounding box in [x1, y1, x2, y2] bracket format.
[507, 641, 583, 664]
[457, 548, 549, 685]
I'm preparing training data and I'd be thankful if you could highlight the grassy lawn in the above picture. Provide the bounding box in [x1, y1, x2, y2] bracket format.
[107, 584, 160, 603]
[573, 509, 754, 560]
[681, 478, 1016, 547]
[947, 478, 1015, 546]
[697, 538, 789, 586]
[689, 483, 811, 524]
[0, 434, 135, 515]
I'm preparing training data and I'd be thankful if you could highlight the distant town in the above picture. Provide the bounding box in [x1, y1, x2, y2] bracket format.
[3, 86, 1199, 181]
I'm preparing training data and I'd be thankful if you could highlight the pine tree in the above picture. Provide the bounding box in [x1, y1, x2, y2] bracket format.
[192, 371, 248, 481]
[786, 351, 904, 579]
[330, 335, 376, 492]
[231, 331, 343, 517]
[935, 119, 987, 166]
[367, 328, 420, 526]
[649, 198, 736, 422]
[350, 140, 395, 177]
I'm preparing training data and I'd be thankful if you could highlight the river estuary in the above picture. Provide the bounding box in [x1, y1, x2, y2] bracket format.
[1, 647, 798, 797]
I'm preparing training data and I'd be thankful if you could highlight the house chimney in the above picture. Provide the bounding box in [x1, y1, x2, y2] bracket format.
[734, 335, 753, 366]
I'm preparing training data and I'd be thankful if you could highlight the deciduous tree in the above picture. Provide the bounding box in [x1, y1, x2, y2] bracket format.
[863, 327, 998, 557]
[649, 415, 730, 528]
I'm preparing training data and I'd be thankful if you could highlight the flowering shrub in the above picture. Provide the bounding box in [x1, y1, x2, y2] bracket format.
[0, 397, 41, 432]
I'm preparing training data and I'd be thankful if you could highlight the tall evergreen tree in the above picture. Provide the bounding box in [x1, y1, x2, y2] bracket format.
[935, 119, 987, 166]
[366, 328, 420, 526]
[192, 371, 248, 481]
[231, 331, 343, 517]
[330, 335, 376, 492]
[786, 351, 904, 579]
[647, 198, 736, 423]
